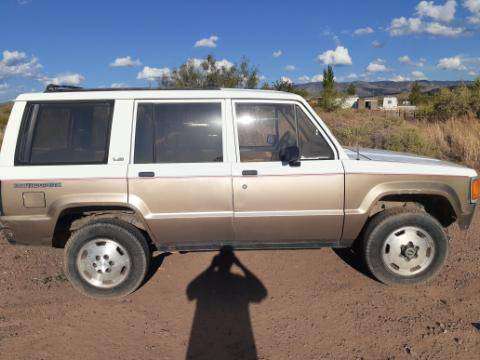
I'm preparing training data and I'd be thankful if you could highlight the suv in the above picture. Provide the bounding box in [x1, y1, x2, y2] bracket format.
[0, 86, 478, 298]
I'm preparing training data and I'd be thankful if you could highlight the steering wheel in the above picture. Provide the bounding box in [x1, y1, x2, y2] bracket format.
[271, 131, 296, 161]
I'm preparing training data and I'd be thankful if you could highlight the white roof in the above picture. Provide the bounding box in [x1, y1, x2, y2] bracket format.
[15, 88, 304, 102]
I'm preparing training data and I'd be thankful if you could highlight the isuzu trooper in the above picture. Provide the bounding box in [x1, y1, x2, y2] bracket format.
[0, 85, 477, 298]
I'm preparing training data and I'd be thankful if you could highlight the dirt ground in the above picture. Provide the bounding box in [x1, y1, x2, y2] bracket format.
[0, 213, 479, 360]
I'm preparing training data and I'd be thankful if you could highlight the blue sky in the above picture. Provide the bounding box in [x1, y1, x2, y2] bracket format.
[1, 0, 480, 101]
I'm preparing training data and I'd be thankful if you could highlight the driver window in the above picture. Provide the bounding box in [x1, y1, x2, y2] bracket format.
[235, 102, 333, 162]
[236, 103, 297, 162]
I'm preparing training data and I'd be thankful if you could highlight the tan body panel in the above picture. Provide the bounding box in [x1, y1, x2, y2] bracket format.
[1, 178, 127, 245]
[341, 173, 474, 245]
[232, 173, 344, 243]
[128, 176, 234, 247]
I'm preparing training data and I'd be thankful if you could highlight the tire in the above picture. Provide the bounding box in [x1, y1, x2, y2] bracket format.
[362, 208, 448, 285]
[64, 219, 151, 298]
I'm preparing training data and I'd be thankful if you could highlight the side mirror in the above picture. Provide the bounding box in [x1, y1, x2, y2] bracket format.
[280, 145, 301, 166]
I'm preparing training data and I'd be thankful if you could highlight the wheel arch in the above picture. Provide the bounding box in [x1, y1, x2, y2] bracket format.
[361, 181, 462, 225]
[342, 181, 462, 246]
[52, 204, 156, 248]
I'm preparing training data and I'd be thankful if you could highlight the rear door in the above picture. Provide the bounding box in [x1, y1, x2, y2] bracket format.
[1, 99, 130, 244]
[127, 99, 234, 250]
[231, 100, 344, 247]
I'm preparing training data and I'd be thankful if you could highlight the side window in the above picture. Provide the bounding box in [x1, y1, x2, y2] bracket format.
[134, 102, 223, 164]
[235, 103, 333, 162]
[16, 101, 113, 165]
[236, 103, 297, 162]
[295, 105, 334, 160]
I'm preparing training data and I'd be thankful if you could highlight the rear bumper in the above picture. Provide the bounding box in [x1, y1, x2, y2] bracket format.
[0, 216, 52, 246]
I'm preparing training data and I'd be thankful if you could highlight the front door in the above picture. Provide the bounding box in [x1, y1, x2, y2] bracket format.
[128, 100, 234, 250]
[231, 100, 344, 247]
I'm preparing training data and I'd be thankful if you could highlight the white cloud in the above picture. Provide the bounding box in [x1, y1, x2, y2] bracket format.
[464, 0, 480, 23]
[353, 26, 375, 35]
[398, 55, 426, 67]
[45, 73, 85, 86]
[2, 50, 27, 65]
[0, 50, 42, 80]
[280, 76, 292, 84]
[390, 74, 409, 82]
[468, 70, 478, 76]
[372, 40, 385, 48]
[416, 0, 457, 22]
[425, 21, 465, 36]
[437, 55, 467, 70]
[389, 17, 423, 35]
[389, 16, 464, 36]
[215, 59, 234, 69]
[412, 70, 428, 79]
[346, 73, 358, 80]
[187, 58, 233, 71]
[273, 50, 283, 58]
[194, 35, 219, 48]
[110, 56, 142, 67]
[298, 75, 310, 83]
[366, 59, 388, 73]
[0, 83, 8, 93]
[285, 65, 296, 71]
[137, 66, 171, 81]
[111, 83, 128, 88]
[187, 58, 204, 69]
[317, 46, 352, 66]
[398, 55, 413, 64]
[298, 74, 324, 83]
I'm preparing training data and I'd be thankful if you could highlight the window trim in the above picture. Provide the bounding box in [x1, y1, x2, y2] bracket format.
[131, 99, 227, 165]
[14, 100, 114, 166]
[232, 99, 337, 163]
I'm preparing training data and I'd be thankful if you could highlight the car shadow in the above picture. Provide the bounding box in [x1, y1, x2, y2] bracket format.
[142, 252, 171, 284]
[332, 248, 380, 283]
[185, 246, 268, 360]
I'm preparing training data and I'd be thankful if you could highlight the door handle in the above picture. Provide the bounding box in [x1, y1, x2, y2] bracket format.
[242, 170, 258, 176]
[138, 171, 155, 178]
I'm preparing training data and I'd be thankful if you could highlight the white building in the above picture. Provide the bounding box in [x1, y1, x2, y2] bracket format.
[340, 96, 359, 109]
[382, 96, 398, 110]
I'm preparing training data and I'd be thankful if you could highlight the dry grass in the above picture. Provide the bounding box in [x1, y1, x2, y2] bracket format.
[316, 107, 480, 170]
[0, 102, 12, 144]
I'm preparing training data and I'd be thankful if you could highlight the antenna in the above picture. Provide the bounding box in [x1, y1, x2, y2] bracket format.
[355, 127, 361, 160]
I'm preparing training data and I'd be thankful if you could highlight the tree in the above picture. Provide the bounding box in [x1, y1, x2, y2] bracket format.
[346, 83, 356, 96]
[322, 66, 335, 93]
[160, 55, 259, 89]
[408, 81, 424, 105]
[270, 79, 308, 97]
[318, 66, 339, 111]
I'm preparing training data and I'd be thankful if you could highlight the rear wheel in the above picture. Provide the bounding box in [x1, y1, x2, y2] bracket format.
[65, 219, 150, 298]
[362, 209, 448, 285]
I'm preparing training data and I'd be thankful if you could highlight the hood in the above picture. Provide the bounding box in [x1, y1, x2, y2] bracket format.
[344, 147, 465, 168]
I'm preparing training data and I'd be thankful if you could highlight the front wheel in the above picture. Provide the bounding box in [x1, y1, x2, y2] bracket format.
[64, 219, 151, 298]
[362, 209, 448, 285]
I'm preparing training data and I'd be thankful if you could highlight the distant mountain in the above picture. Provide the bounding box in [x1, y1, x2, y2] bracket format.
[295, 80, 473, 98]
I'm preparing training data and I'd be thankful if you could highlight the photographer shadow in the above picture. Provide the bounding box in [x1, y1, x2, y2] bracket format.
[186, 246, 268, 360]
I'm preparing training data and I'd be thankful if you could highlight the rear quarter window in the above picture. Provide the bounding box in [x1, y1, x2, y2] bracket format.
[15, 101, 114, 165]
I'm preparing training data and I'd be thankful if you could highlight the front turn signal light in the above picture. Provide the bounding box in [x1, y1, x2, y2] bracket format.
[471, 178, 480, 203]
